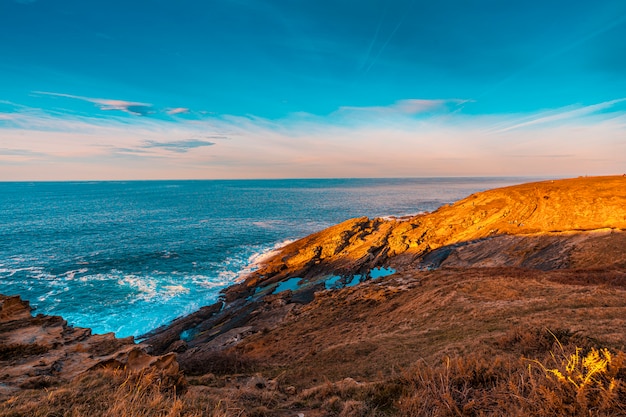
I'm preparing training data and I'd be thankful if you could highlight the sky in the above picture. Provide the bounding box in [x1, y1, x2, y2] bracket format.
[1, 0, 625, 180]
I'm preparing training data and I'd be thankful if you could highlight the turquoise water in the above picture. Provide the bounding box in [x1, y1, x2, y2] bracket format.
[0, 178, 533, 337]
[274, 277, 303, 294]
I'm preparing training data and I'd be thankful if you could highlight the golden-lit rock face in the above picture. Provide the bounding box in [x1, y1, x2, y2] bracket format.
[242, 176, 626, 288]
[141, 175, 626, 359]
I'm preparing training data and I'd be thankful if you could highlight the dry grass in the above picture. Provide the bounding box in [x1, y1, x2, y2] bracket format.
[397, 332, 626, 416]
[296, 377, 403, 416]
[3, 328, 626, 416]
[0, 367, 237, 417]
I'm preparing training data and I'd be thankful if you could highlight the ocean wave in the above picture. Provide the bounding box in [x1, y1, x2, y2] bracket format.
[63, 268, 89, 280]
[117, 275, 194, 302]
[251, 220, 286, 229]
[162, 285, 189, 297]
[2, 265, 44, 277]
[379, 211, 425, 221]
[118, 275, 158, 301]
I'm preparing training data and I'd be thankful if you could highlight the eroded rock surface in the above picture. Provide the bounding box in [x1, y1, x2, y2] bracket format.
[0, 295, 178, 396]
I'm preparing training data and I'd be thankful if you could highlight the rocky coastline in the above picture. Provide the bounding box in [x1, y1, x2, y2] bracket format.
[3, 175, 626, 416]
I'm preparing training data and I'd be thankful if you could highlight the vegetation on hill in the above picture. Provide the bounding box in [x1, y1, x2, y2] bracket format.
[3, 176, 626, 416]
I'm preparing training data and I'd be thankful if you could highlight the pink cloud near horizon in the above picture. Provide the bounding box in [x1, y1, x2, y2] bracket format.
[1, 98, 625, 181]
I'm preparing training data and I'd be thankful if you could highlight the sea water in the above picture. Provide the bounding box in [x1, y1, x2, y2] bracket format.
[0, 178, 534, 337]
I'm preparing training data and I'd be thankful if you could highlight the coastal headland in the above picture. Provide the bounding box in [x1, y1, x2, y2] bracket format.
[3, 175, 626, 416]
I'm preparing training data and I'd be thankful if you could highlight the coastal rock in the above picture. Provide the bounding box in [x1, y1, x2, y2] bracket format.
[241, 176, 626, 287]
[0, 294, 179, 396]
[145, 176, 626, 362]
[5, 175, 626, 416]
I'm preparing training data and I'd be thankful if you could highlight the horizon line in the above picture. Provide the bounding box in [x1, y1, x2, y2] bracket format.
[0, 174, 587, 184]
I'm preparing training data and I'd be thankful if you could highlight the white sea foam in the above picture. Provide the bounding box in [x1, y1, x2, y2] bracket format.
[163, 285, 189, 297]
[251, 220, 286, 229]
[235, 239, 296, 281]
[4, 266, 44, 277]
[196, 279, 231, 289]
[379, 211, 425, 221]
[79, 273, 114, 282]
[217, 270, 238, 282]
[118, 275, 158, 301]
[188, 274, 228, 287]
[248, 239, 295, 266]
[63, 268, 89, 280]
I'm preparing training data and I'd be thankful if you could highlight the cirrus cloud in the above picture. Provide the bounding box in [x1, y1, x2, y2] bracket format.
[167, 107, 190, 115]
[141, 139, 216, 153]
[33, 91, 154, 116]
[1, 97, 625, 180]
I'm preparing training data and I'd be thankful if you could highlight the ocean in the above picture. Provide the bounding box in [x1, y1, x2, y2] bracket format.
[0, 177, 534, 338]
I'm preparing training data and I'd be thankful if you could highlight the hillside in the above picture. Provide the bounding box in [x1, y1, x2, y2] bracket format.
[145, 176, 626, 356]
[3, 175, 626, 416]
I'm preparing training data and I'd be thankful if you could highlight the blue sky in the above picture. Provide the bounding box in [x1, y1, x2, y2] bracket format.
[1, 0, 625, 180]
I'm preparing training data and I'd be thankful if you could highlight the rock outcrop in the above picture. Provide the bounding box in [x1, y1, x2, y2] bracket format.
[144, 176, 626, 360]
[0, 295, 179, 396]
[240, 175, 626, 287]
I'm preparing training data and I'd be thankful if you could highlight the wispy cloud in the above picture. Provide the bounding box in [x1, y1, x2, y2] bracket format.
[492, 98, 626, 133]
[167, 107, 190, 115]
[506, 154, 575, 158]
[361, 1, 415, 75]
[0, 148, 44, 157]
[142, 139, 215, 153]
[336, 98, 470, 117]
[1, 97, 624, 180]
[109, 147, 150, 155]
[34, 91, 154, 116]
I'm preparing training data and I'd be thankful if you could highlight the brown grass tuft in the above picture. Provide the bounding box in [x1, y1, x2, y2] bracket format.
[4, 327, 626, 416]
[0, 367, 232, 417]
[397, 334, 626, 416]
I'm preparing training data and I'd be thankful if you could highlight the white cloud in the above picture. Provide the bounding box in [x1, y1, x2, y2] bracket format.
[0, 98, 625, 180]
[34, 91, 154, 116]
[167, 107, 190, 115]
[336, 98, 469, 116]
[142, 139, 215, 153]
[492, 98, 626, 133]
